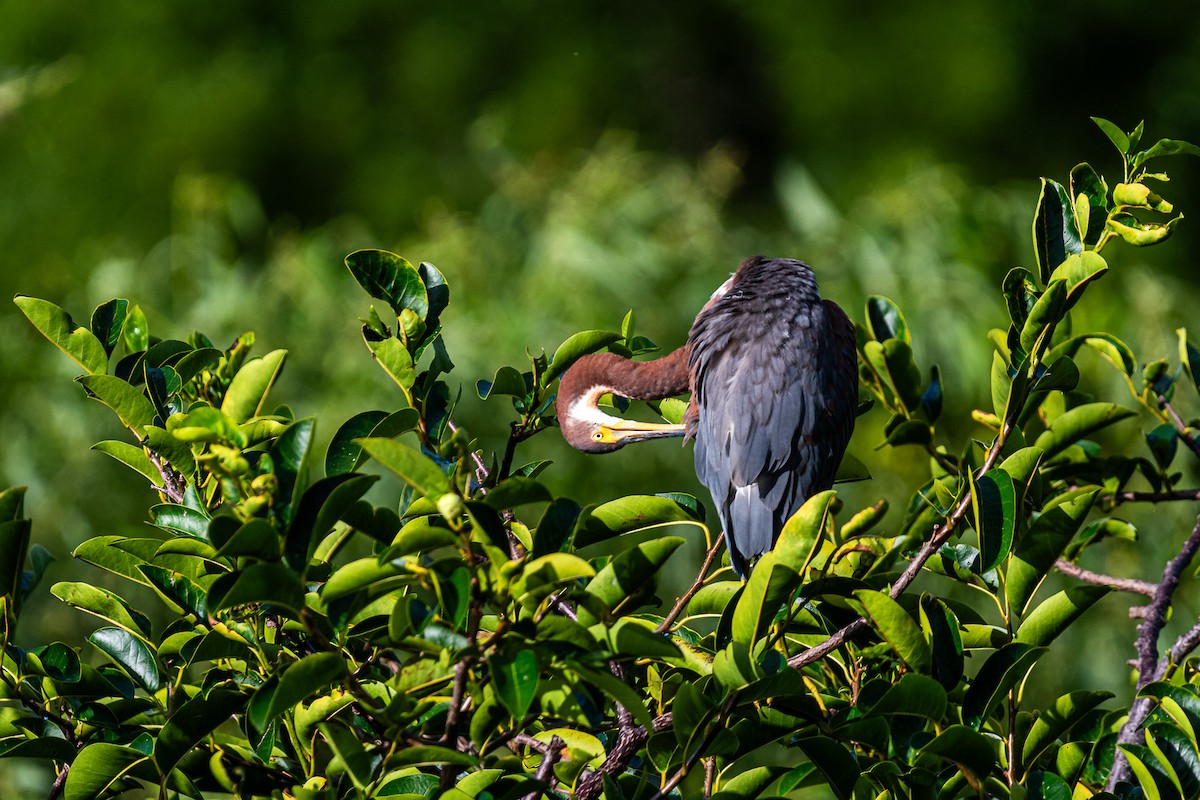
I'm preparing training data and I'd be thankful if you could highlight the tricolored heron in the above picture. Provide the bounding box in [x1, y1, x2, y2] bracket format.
[556, 256, 858, 577]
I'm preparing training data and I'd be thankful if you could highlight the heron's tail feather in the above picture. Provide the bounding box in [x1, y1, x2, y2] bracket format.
[724, 485, 777, 579]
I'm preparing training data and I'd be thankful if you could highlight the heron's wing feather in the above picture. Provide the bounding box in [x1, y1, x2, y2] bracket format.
[690, 284, 858, 576]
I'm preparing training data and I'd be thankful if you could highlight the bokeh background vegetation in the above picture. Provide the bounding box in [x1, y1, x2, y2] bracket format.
[2, 3, 1200, 791]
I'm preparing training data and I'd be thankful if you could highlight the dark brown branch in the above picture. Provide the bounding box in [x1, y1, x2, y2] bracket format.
[1055, 559, 1158, 597]
[46, 761, 70, 800]
[1108, 512, 1200, 791]
[147, 449, 186, 503]
[1170, 618, 1200, 664]
[649, 694, 739, 800]
[655, 538, 724, 634]
[576, 714, 673, 800]
[519, 735, 565, 800]
[1108, 488, 1200, 504]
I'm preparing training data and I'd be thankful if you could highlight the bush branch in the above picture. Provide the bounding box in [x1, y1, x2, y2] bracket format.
[1055, 559, 1157, 597]
[655, 538, 723, 634]
[1107, 512, 1200, 790]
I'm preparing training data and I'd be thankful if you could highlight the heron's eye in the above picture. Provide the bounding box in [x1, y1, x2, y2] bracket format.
[592, 431, 604, 441]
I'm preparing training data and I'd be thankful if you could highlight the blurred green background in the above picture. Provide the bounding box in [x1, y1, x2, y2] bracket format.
[3, 2, 1200, 790]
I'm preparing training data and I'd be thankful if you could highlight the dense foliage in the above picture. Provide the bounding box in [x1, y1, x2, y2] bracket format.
[2, 120, 1200, 799]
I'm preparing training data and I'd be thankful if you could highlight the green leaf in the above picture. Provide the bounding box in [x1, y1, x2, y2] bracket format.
[1180, 328, 1200, 398]
[795, 736, 859, 800]
[774, 490, 835, 576]
[1019, 279, 1067, 355]
[221, 349, 287, 423]
[919, 596, 964, 690]
[1092, 116, 1130, 154]
[1133, 137, 1200, 167]
[365, 335, 416, 394]
[89, 627, 161, 692]
[15, 295, 108, 375]
[511, 552, 595, 608]
[481, 477, 553, 510]
[1033, 402, 1136, 460]
[321, 721, 375, 791]
[922, 725, 997, 783]
[357, 437, 450, 499]
[476, 365, 528, 400]
[90, 298, 129, 357]
[91, 440, 159, 484]
[970, 468, 1015, 572]
[249, 652, 348, 731]
[321, 557, 406, 601]
[1032, 179, 1083, 284]
[543, 330, 624, 387]
[493, 649, 539, 719]
[285, 473, 378, 569]
[150, 503, 210, 539]
[386, 745, 478, 769]
[855, 590, 932, 674]
[1049, 251, 1108, 310]
[865, 295, 911, 344]
[1007, 490, 1096, 616]
[573, 494, 701, 549]
[345, 249, 428, 319]
[77, 375, 157, 430]
[1070, 163, 1109, 246]
[51, 582, 152, 637]
[1020, 690, 1112, 777]
[271, 417, 315, 522]
[154, 689, 245, 774]
[864, 673, 948, 720]
[325, 410, 387, 476]
[216, 518, 283, 561]
[1015, 585, 1110, 646]
[962, 642, 1045, 728]
[208, 563, 306, 616]
[577, 536, 684, 625]
[63, 743, 150, 800]
[1147, 723, 1200, 799]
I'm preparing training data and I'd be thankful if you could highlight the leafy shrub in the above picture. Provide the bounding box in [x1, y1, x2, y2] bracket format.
[2, 119, 1200, 799]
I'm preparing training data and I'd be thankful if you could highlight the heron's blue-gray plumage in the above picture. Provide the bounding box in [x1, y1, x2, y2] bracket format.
[686, 256, 857, 577]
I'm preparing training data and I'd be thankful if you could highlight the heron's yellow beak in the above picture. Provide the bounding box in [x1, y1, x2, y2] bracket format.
[593, 419, 685, 445]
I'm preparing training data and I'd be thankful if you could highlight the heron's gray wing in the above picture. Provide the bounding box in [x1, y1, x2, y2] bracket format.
[689, 286, 857, 576]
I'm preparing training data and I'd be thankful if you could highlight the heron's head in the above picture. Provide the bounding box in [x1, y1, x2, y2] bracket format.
[556, 353, 685, 454]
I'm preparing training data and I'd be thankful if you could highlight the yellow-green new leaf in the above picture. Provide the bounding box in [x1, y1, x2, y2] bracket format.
[357, 437, 450, 499]
[221, 349, 287, 423]
[855, 590, 932, 674]
[15, 295, 108, 375]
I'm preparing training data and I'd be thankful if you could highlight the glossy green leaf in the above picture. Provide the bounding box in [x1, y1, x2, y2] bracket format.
[15, 295, 108, 375]
[970, 468, 1015, 572]
[481, 476, 553, 510]
[250, 652, 348, 731]
[512, 552, 595, 609]
[366, 335, 416, 394]
[1049, 250, 1108, 310]
[51, 582, 152, 638]
[920, 595, 964, 690]
[1032, 178, 1083, 284]
[357, 437, 450, 499]
[855, 590, 932, 673]
[1092, 116, 1130, 154]
[345, 249, 428, 319]
[1070, 162, 1109, 245]
[1019, 279, 1067, 355]
[1007, 490, 1096, 616]
[216, 518, 282, 561]
[922, 725, 997, 782]
[321, 557, 406, 601]
[321, 721, 374, 791]
[140, 565, 208, 619]
[795, 736, 859, 800]
[775, 490, 835, 576]
[285, 473, 378, 569]
[962, 642, 1045, 728]
[476, 365, 528, 400]
[150, 503, 210, 539]
[90, 298, 129, 357]
[1020, 690, 1112, 777]
[577, 537, 683, 624]
[573, 494, 701, 548]
[89, 627, 161, 692]
[542, 329, 624, 386]
[221, 349, 287, 423]
[27, 641, 81, 682]
[1016, 585, 1109, 647]
[1146, 724, 1200, 800]
[77, 375, 157, 430]
[208, 563, 306, 615]
[865, 295, 910, 344]
[154, 689, 245, 774]
[493, 649, 539, 719]
[387, 745, 478, 769]
[1033, 402, 1136, 460]
[63, 742, 150, 800]
[1133, 137, 1200, 167]
[91, 440, 158, 484]
[864, 673, 947, 720]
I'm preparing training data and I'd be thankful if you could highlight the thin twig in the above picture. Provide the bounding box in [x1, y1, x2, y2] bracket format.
[1159, 394, 1200, 461]
[1108, 488, 1200, 504]
[575, 714, 673, 800]
[519, 735, 565, 800]
[447, 419, 491, 492]
[1055, 559, 1157, 597]
[1107, 512, 1200, 790]
[787, 418, 1013, 671]
[147, 449, 186, 503]
[655, 538, 724, 634]
[649, 693, 740, 800]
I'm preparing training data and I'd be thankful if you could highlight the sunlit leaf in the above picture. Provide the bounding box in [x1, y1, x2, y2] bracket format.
[15, 295, 108, 375]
